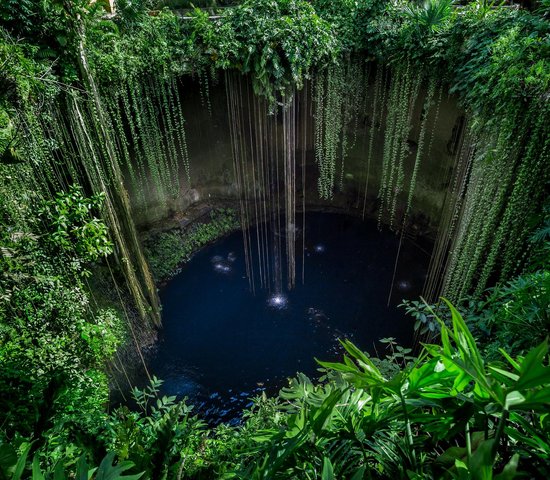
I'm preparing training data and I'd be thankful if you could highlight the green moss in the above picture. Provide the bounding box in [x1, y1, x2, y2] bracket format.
[144, 208, 240, 282]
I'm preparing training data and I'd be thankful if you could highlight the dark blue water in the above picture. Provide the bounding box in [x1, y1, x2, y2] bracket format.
[147, 213, 430, 424]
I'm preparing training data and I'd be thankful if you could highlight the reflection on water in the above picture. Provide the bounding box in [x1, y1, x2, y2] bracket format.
[267, 293, 289, 310]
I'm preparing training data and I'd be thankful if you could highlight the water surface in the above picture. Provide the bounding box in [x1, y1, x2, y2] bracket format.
[147, 213, 430, 424]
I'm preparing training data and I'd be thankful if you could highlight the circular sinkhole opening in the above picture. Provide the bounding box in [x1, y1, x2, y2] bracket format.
[145, 212, 431, 425]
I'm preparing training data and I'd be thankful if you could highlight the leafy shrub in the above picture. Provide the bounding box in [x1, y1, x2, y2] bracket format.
[0, 443, 144, 480]
[236, 302, 550, 479]
[401, 271, 550, 361]
[0, 185, 123, 437]
[186, 0, 338, 102]
[102, 377, 205, 479]
[38, 185, 113, 265]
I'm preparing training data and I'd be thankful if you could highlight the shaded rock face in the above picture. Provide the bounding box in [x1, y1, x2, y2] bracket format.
[128, 74, 463, 230]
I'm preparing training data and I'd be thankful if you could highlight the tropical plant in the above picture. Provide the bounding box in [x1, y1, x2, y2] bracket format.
[0, 184, 123, 437]
[236, 301, 550, 479]
[188, 0, 338, 102]
[102, 377, 206, 479]
[404, 0, 454, 33]
[0, 443, 143, 480]
[39, 185, 113, 264]
[0, 2, 548, 479]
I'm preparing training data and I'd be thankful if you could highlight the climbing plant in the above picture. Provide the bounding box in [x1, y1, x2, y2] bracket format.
[188, 0, 338, 103]
[314, 57, 368, 200]
[0, 2, 548, 477]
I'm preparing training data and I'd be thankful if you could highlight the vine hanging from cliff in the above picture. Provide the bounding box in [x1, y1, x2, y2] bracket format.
[314, 57, 368, 200]
[377, 64, 422, 229]
[442, 100, 550, 302]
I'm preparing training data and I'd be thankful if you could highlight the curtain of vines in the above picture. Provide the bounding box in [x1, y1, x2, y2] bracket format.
[16, 91, 160, 326]
[312, 54, 548, 303]
[226, 72, 308, 293]
[314, 57, 368, 200]
[11, 15, 172, 327]
[441, 100, 550, 302]
[102, 75, 190, 209]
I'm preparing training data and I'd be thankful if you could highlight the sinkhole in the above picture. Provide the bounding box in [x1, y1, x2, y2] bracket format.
[143, 212, 431, 425]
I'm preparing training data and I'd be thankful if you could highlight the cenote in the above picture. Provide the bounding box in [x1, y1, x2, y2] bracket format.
[2, 1, 549, 477]
[146, 212, 430, 424]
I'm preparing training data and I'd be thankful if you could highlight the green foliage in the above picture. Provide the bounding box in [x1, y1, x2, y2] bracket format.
[0, 445, 143, 480]
[376, 63, 423, 228]
[0, 29, 54, 113]
[2, 288, 549, 478]
[39, 185, 113, 264]
[114, 0, 156, 29]
[88, 9, 188, 83]
[445, 6, 549, 119]
[144, 208, 240, 281]
[372, 336, 416, 378]
[314, 59, 369, 200]
[0, 2, 548, 479]
[92, 0, 339, 102]
[400, 298, 443, 335]
[402, 256, 549, 361]
[312, 0, 386, 53]
[188, 0, 338, 102]
[242, 303, 550, 479]
[0, 182, 123, 437]
[102, 377, 205, 479]
[1, 2, 547, 302]
[404, 0, 454, 34]
[0, 0, 105, 82]
[466, 271, 549, 360]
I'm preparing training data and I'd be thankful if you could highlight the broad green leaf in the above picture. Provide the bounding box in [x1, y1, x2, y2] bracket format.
[312, 390, 343, 435]
[13, 443, 32, 480]
[436, 446, 467, 466]
[498, 349, 520, 372]
[53, 462, 66, 480]
[95, 453, 143, 480]
[514, 388, 550, 410]
[488, 366, 519, 385]
[443, 298, 485, 373]
[251, 432, 276, 443]
[32, 456, 45, 480]
[341, 340, 383, 380]
[321, 457, 334, 480]
[468, 439, 495, 480]
[0, 444, 17, 478]
[316, 359, 357, 374]
[515, 340, 550, 390]
[407, 358, 455, 393]
[349, 466, 366, 480]
[494, 454, 519, 480]
[505, 391, 525, 409]
[452, 370, 472, 394]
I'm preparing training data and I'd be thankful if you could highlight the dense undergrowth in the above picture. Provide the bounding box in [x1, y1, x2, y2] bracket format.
[2, 277, 550, 479]
[0, 183, 124, 449]
[0, 181, 548, 478]
[0, 0, 549, 478]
